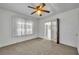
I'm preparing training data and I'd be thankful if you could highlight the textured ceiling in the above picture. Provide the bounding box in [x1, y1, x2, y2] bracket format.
[0, 3, 79, 19]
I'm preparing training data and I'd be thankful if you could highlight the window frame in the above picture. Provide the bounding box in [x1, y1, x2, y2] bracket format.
[12, 16, 33, 37]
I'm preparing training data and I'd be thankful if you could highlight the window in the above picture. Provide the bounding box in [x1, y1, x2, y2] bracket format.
[16, 18, 33, 36]
[25, 22, 33, 35]
[16, 19, 25, 36]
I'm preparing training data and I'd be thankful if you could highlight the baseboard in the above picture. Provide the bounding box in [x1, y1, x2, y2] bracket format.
[0, 36, 38, 48]
[77, 48, 79, 54]
[60, 41, 76, 48]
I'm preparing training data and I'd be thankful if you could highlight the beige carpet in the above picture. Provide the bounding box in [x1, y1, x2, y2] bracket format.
[0, 38, 78, 55]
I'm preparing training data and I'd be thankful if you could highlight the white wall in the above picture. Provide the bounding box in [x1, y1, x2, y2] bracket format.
[39, 8, 79, 48]
[77, 25, 79, 53]
[0, 8, 38, 47]
[77, 33, 79, 54]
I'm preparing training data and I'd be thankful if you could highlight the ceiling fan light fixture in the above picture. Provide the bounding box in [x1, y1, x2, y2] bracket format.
[28, 3, 50, 16]
[35, 6, 44, 16]
[36, 10, 42, 16]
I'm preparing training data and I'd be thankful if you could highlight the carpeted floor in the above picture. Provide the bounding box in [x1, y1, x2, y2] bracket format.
[0, 38, 78, 55]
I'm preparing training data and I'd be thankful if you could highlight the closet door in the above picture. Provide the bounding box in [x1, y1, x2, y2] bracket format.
[45, 22, 51, 40]
[51, 21, 57, 42]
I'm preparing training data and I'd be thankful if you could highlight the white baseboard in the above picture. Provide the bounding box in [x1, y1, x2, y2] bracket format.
[77, 48, 79, 54]
[0, 35, 38, 48]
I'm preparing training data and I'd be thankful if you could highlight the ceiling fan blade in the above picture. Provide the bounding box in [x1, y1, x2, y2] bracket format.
[42, 3, 46, 7]
[28, 6, 35, 9]
[36, 3, 45, 9]
[31, 11, 37, 15]
[42, 10, 50, 13]
[36, 6, 40, 9]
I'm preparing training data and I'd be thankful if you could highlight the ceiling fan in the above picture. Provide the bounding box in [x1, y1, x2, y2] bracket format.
[28, 3, 50, 16]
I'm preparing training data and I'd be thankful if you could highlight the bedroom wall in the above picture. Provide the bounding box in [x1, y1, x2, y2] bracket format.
[77, 25, 79, 53]
[0, 8, 38, 47]
[39, 8, 79, 47]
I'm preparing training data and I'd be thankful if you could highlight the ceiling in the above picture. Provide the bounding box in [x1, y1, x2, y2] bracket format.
[0, 3, 79, 19]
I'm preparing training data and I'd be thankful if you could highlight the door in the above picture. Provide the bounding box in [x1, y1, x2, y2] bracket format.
[52, 19, 60, 44]
[51, 21, 57, 42]
[57, 18, 60, 44]
[44, 19, 60, 44]
[45, 22, 51, 40]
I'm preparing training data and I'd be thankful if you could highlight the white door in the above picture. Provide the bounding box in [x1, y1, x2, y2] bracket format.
[45, 22, 51, 40]
[51, 21, 57, 42]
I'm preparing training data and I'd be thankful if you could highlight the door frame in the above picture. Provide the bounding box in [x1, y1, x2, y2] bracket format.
[57, 18, 60, 44]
